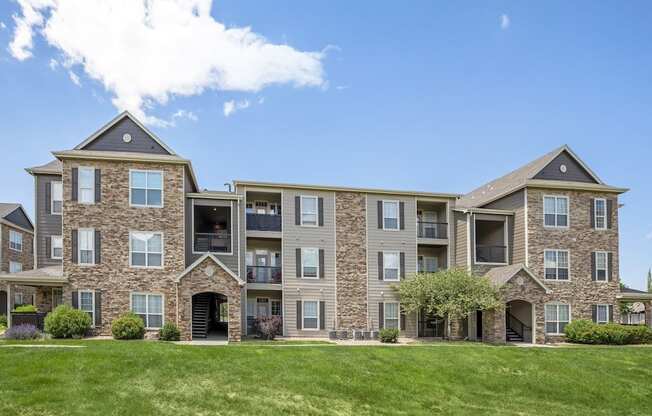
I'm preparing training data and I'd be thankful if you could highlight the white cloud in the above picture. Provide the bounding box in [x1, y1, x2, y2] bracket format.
[335, 85, 349, 91]
[68, 70, 81, 86]
[500, 14, 510, 30]
[8, 0, 327, 126]
[48, 58, 58, 70]
[172, 109, 198, 122]
[0, 21, 7, 30]
[223, 99, 250, 117]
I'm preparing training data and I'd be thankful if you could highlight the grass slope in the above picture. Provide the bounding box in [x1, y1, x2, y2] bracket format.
[0, 341, 651, 415]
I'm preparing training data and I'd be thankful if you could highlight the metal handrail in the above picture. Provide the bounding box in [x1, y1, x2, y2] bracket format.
[194, 232, 231, 253]
[507, 312, 531, 340]
[417, 221, 448, 239]
[246, 213, 282, 232]
[475, 245, 507, 263]
[246, 266, 282, 284]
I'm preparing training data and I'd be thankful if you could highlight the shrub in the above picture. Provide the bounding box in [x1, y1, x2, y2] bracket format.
[44, 305, 92, 339]
[379, 328, 400, 343]
[0, 314, 7, 327]
[5, 324, 41, 340]
[564, 320, 652, 345]
[111, 312, 145, 340]
[254, 316, 283, 340]
[13, 304, 37, 313]
[159, 322, 181, 341]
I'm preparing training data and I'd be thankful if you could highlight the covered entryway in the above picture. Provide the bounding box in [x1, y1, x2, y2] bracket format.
[506, 300, 533, 343]
[418, 309, 446, 338]
[192, 292, 228, 340]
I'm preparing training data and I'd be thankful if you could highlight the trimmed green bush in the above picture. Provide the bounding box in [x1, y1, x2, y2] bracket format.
[159, 322, 181, 341]
[13, 304, 37, 313]
[564, 320, 652, 345]
[45, 305, 93, 338]
[0, 314, 7, 327]
[379, 328, 400, 343]
[111, 312, 145, 340]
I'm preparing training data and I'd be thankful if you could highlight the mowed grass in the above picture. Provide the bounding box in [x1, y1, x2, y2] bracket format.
[1, 341, 651, 415]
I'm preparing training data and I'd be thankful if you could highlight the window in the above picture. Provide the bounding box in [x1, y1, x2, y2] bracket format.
[78, 167, 95, 204]
[79, 291, 95, 324]
[51, 236, 63, 259]
[544, 250, 569, 280]
[418, 256, 438, 273]
[384, 302, 400, 329]
[301, 248, 319, 278]
[78, 229, 95, 265]
[130, 232, 163, 268]
[544, 196, 568, 228]
[383, 251, 400, 281]
[595, 251, 608, 281]
[14, 293, 23, 306]
[130, 170, 163, 207]
[51, 181, 63, 214]
[383, 201, 399, 230]
[303, 301, 319, 330]
[245, 203, 254, 214]
[9, 230, 22, 252]
[271, 300, 282, 316]
[594, 198, 606, 230]
[52, 288, 63, 308]
[255, 201, 268, 214]
[300, 196, 318, 226]
[596, 304, 609, 324]
[545, 303, 570, 334]
[270, 203, 281, 216]
[131, 293, 164, 328]
[9, 261, 22, 273]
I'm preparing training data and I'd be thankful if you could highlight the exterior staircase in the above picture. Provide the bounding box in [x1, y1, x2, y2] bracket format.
[506, 327, 524, 343]
[192, 293, 210, 339]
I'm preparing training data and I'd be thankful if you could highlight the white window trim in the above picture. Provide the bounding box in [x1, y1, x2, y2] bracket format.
[78, 166, 95, 205]
[543, 249, 571, 281]
[384, 301, 400, 329]
[129, 169, 164, 208]
[51, 235, 63, 260]
[299, 195, 319, 227]
[129, 231, 164, 269]
[79, 290, 95, 327]
[301, 247, 320, 279]
[596, 304, 610, 324]
[595, 251, 609, 282]
[543, 195, 570, 229]
[130, 292, 165, 329]
[594, 198, 607, 230]
[544, 303, 571, 335]
[301, 299, 320, 331]
[51, 181, 63, 215]
[383, 251, 400, 281]
[77, 228, 95, 266]
[8, 230, 22, 252]
[382, 200, 400, 231]
[9, 261, 22, 274]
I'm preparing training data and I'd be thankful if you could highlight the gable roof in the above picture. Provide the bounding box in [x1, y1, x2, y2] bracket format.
[175, 253, 244, 285]
[74, 111, 177, 155]
[0, 203, 34, 232]
[457, 145, 622, 208]
[25, 159, 63, 175]
[484, 263, 551, 293]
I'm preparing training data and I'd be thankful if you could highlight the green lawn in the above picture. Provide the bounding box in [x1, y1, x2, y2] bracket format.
[1, 340, 651, 415]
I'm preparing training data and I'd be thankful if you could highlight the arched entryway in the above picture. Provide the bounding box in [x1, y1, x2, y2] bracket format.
[506, 300, 534, 343]
[192, 292, 228, 340]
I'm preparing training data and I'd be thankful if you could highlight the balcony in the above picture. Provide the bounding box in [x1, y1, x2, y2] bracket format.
[475, 245, 507, 264]
[417, 221, 448, 239]
[194, 232, 231, 253]
[247, 266, 282, 284]
[247, 213, 282, 232]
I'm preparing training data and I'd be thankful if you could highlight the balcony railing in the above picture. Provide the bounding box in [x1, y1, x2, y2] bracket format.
[247, 266, 282, 284]
[417, 221, 448, 239]
[194, 232, 231, 253]
[475, 245, 507, 264]
[247, 213, 282, 232]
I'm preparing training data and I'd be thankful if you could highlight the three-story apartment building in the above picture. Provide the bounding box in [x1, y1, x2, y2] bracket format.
[0, 203, 35, 312]
[0, 112, 636, 343]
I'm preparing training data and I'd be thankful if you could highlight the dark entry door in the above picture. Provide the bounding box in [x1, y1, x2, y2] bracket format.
[0, 290, 6, 316]
[476, 310, 483, 339]
[419, 309, 445, 337]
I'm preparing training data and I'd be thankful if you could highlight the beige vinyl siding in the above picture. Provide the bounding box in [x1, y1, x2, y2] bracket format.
[282, 189, 336, 337]
[454, 211, 468, 268]
[483, 189, 525, 265]
[367, 194, 417, 337]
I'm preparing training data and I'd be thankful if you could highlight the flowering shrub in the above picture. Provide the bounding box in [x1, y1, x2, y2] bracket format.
[159, 322, 181, 341]
[254, 316, 283, 340]
[5, 324, 41, 340]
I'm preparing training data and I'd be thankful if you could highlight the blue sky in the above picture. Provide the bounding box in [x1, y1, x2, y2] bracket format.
[0, 1, 650, 288]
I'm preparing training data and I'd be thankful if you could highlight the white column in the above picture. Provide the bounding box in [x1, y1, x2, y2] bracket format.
[6, 283, 11, 327]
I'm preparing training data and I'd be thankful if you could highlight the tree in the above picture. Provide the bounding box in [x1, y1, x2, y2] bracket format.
[395, 268, 503, 338]
[647, 268, 652, 293]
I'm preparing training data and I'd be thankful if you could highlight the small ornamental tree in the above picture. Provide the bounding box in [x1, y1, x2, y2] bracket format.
[396, 268, 503, 338]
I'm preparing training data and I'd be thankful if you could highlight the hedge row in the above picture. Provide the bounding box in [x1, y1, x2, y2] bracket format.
[564, 320, 652, 345]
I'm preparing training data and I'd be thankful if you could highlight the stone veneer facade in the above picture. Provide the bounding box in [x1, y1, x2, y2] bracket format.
[61, 159, 186, 336]
[1, 223, 35, 306]
[335, 192, 368, 330]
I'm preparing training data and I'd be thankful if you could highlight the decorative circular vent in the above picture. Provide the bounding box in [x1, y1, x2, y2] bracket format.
[122, 133, 132, 143]
[559, 164, 567, 173]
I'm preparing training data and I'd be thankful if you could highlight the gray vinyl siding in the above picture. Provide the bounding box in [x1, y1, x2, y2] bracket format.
[35, 174, 63, 268]
[454, 211, 468, 268]
[4, 208, 33, 231]
[483, 189, 525, 265]
[81, 117, 170, 155]
[367, 194, 417, 337]
[282, 189, 336, 337]
[533, 151, 598, 183]
[185, 198, 240, 275]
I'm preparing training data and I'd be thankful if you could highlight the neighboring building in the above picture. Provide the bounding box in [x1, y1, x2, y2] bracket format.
[0, 203, 35, 313]
[0, 111, 641, 343]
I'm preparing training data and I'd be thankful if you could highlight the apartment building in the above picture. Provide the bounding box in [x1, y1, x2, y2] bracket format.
[0, 203, 35, 313]
[1, 111, 642, 343]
